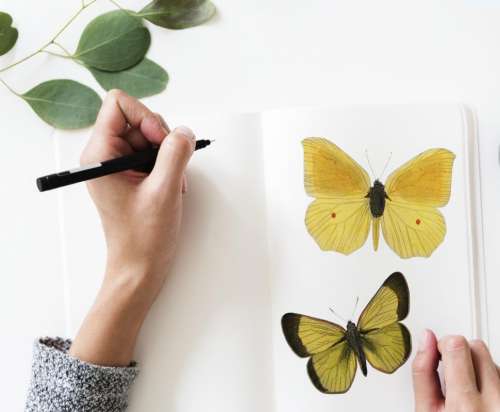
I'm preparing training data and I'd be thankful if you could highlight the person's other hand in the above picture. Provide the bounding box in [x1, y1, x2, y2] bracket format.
[70, 90, 195, 366]
[412, 329, 500, 411]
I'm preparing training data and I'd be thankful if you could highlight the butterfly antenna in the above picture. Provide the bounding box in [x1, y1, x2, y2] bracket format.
[365, 149, 376, 179]
[349, 296, 359, 321]
[329, 307, 347, 323]
[379, 152, 393, 180]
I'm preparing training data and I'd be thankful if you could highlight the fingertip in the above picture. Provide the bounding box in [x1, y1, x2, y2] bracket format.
[412, 329, 444, 410]
[413, 329, 439, 374]
[147, 126, 195, 191]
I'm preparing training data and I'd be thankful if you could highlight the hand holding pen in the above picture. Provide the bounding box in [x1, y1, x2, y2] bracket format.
[68, 90, 200, 365]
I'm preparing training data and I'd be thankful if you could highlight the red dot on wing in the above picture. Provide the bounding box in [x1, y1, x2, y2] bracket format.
[331, 212, 336, 219]
[416, 219, 421, 225]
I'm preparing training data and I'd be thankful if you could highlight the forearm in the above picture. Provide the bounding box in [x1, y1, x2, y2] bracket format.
[69, 266, 158, 367]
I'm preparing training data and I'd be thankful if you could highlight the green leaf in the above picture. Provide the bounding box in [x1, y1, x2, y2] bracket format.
[22, 80, 102, 129]
[88, 58, 168, 98]
[74, 10, 151, 72]
[0, 12, 18, 56]
[139, 0, 216, 30]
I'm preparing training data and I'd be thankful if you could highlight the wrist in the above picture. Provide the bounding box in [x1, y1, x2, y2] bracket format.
[103, 260, 164, 309]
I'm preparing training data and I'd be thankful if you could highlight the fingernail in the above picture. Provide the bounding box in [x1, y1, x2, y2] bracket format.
[174, 125, 195, 140]
[418, 329, 431, 352]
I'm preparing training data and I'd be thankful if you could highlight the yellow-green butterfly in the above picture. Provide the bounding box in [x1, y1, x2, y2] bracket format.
[281, 272, 411, 394]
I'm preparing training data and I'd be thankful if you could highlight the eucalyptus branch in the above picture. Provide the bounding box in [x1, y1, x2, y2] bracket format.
[0, 77, 20, 96]
[0, 0, 97, 73]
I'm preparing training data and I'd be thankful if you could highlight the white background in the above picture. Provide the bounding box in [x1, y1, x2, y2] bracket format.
[1, 0, 500, 410]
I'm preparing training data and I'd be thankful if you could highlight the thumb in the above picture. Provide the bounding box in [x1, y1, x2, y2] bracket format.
[148, 126, 195, 192]
[412, 329, 443, 412]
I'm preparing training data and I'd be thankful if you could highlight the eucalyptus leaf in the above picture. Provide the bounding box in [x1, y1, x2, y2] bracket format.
[89, 58, 168, 98]
[139, 0, 216, 30]
[74, 10, 151, 72]
[22, 80, 102, 129]
[0, 12, 18, 56]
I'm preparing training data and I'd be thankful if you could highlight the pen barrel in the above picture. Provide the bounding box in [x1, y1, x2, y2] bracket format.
[36, 148, 159, 192]
[36, 139, 212, 192]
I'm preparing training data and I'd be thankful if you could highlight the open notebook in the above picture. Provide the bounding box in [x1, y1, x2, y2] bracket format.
[54, 104, 487, 411]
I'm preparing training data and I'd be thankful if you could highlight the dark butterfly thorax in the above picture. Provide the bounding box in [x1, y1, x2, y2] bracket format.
[346, 321, 368, 377]
[366, 180, 389, 218]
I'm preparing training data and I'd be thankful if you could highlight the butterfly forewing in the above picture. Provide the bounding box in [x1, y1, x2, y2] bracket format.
[302, 138, 370, 199]
[357, 272, 409, 332]
[281, 313, 346, 357]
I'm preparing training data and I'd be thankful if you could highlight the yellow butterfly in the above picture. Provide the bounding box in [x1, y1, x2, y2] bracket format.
[303, 138, 455, 258]
[282, 272, 411, 394]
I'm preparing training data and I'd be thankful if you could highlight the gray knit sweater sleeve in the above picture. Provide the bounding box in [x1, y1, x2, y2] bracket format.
[25, 337, 139, 412]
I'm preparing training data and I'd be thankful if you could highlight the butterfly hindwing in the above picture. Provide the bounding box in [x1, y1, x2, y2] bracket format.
[305, 198, 371, 254]
[381, 201, 446, 258]
[308, 340, 357, 394]
[282, 313, 346, 357]
[362, 323, 412, 373]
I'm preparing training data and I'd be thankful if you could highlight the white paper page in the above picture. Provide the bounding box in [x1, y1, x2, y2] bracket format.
[54, 113, 273, 412]
[262, 105, 479, 412]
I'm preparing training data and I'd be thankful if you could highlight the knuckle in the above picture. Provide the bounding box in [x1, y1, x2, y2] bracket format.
[440, 335, 468, 351]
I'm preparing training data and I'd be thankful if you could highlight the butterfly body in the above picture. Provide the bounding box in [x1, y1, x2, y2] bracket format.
[282, 272, 411, 394]
[366, 180, 388, 218]
[345, 320, 368, 376]
[303, 138, 455, 258]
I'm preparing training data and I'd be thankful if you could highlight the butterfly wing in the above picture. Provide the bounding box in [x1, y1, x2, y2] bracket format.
[282, 313, 357, 393]
[305, 198, 371, 254]
[361, 323, 412, 373]
[381, 202, 446, 258]
[303, 138, 371, 199]
[308, 340, 357, 394]
[384, 148, 455, 206]
[357, 272, 409, 331]
[357, 272, 412, 374]
[303, 138, 372, 254]
[282, 313, 346, 357]
[381, 148, 455, 258]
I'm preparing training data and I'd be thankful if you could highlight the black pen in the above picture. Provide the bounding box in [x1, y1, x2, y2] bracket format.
[36, 139, 213, 192]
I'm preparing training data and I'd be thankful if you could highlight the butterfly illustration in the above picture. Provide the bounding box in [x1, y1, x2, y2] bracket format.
[281, 272, 411, 394]
[302, 138, 455, 258]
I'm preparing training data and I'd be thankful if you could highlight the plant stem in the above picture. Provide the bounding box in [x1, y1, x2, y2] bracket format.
[43, 50, 72, 59]
[0, 0, 98, 74]
[108, 0, 126, 11]
[0, 77, 21, 97]
[52, 42, 73, 57]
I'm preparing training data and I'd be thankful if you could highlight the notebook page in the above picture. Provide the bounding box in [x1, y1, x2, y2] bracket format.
[54, 113, 273, 412]
[261, 105, 479, 412]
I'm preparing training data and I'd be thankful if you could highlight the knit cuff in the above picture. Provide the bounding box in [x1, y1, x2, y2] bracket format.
[26, 337, 139, 412]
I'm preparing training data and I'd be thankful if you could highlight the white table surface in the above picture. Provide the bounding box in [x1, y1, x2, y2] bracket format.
[1, 0, 500, 409]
